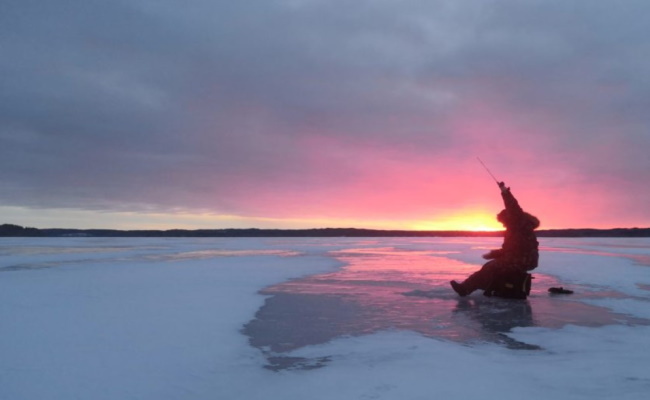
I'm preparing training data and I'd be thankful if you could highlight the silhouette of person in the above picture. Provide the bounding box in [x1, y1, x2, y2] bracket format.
[451, 182, 540, 296]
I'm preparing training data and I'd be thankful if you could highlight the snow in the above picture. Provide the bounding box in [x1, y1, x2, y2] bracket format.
[1, 237, 649, 399]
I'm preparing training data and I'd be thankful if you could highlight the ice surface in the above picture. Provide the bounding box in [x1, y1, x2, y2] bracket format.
[1, 237, 649, 399]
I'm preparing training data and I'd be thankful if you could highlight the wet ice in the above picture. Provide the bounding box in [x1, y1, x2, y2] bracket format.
[244, 243, 647, 364]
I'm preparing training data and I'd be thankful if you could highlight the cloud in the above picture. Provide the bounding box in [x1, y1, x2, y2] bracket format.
[1, 0, 649, 228]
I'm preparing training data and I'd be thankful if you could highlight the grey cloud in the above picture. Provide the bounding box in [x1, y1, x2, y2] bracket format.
[1, 0, 650, 216]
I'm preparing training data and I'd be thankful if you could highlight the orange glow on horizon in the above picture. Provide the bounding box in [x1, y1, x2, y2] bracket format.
[411, 211, 503, 232]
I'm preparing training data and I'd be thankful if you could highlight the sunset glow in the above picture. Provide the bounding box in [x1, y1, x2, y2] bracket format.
[412, 212, 504, 232]
[2, 1, 650, 230]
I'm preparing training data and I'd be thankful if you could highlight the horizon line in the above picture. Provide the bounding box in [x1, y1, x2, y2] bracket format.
[3, 223, 650, 237]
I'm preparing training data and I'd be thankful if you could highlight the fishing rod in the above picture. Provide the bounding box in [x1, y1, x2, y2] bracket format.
[477, 157, 500, 184]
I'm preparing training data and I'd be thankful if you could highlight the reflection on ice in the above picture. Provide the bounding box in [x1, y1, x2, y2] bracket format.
[0, 246, 143, 256]
[0, 243, 300, 272]
[542, 245, 650, 267]
[245, 245, 648, 369]
[146, 249, 300, 261]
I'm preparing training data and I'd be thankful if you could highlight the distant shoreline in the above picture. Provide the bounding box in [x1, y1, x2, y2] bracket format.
[2, 223, 650, 238]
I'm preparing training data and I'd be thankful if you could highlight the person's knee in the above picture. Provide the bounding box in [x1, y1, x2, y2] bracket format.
[481, 260, 500, 272]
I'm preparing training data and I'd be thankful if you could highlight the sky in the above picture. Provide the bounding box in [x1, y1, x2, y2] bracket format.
[1, 0, 649, 230]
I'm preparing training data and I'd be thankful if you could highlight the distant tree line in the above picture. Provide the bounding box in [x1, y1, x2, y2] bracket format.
[0, 224, 41, 237]
[2, 223, 650, 238]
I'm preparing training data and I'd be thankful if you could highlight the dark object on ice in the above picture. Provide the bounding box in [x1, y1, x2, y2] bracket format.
[548, 287, 574, 294]
[483, 271, 532, 299]
[452, 181, 540, 297]
[264, 355, 331, 372]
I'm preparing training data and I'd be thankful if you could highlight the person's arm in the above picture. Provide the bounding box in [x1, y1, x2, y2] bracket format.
[498, 182, 523, 215]
[482, 249, 504, 259]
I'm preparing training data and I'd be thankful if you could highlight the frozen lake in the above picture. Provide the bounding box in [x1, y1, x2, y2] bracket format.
[1, 237, 650, 399]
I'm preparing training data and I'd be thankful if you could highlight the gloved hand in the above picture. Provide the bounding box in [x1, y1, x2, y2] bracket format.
[483, 249, 503, 259]
[498, 181, 509, 192]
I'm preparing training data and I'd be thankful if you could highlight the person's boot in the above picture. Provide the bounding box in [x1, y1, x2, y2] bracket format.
[450, 280, 469, 297]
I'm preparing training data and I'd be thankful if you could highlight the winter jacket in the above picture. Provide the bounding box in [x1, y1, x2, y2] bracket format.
[484, 189, 540, 271]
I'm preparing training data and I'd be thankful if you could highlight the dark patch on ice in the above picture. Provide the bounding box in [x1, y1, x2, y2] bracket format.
[244, 247, 650, 370]
[451, 297, 541, 350]
[638, 284, 650, 292]
[264, 355, 331, 372]
[242, 293, 362, 370]
[243, 293, 365, 353]
[0, 263, 62, 271]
